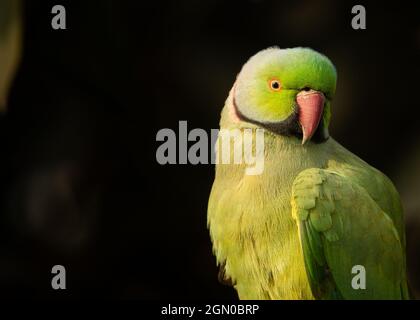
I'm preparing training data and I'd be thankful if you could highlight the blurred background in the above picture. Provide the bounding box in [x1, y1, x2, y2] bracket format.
[0, 0, 419, 299]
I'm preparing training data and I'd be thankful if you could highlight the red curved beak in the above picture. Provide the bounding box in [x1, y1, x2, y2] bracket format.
[296, 90, 325, 145]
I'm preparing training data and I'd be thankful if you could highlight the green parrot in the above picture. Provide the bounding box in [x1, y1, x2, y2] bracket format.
[207, 47, 410, 300]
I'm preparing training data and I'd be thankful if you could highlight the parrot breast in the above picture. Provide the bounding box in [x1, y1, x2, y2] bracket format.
[208, 131, 328, 299]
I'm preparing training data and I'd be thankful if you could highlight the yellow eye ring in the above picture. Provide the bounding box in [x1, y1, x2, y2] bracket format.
[269, 78, 281, 91]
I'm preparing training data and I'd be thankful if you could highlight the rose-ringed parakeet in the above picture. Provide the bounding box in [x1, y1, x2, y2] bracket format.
[207, 47, 410, 299]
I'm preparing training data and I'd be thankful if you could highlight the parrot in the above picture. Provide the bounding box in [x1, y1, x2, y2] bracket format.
[207, 47, 410, 300]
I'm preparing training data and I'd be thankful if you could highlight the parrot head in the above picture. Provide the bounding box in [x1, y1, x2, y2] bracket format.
[232, 47, 337, 144]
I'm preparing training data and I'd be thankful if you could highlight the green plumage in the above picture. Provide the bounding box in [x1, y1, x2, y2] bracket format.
[207, 47, 409, 300]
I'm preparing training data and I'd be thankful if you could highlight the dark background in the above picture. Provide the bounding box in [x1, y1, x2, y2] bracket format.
[0, 0, 419, 299]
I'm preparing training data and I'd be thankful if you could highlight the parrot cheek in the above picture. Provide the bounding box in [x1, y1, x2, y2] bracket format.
[296, 90, 325, 144]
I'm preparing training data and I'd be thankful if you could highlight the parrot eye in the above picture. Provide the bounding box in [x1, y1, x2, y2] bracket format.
[269, 79, 281, 91]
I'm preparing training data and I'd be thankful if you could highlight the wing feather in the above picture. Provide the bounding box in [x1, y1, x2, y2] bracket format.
[292, 168, 409, 299]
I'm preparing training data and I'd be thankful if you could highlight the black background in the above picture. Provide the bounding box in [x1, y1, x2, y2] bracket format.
[0, 0, 419, 299]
